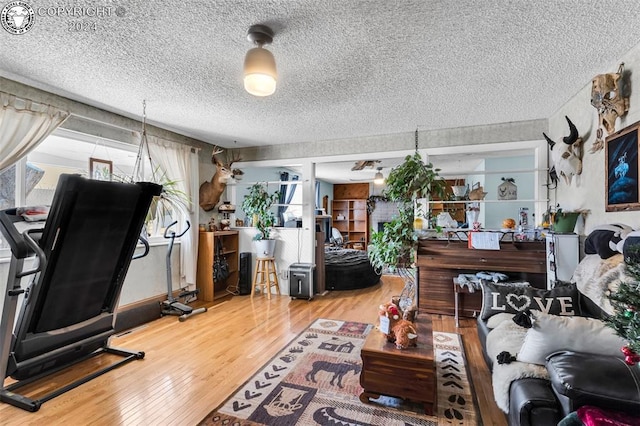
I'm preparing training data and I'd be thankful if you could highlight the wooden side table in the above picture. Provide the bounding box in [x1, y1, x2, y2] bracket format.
[359, 316, 436, 415]
[453, 277, 483, 327]
[453, 277, 465, 327]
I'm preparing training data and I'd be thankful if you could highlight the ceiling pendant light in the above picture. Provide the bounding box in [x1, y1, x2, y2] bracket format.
[243, 24, 277, 97]
[374, 167, 385, 185]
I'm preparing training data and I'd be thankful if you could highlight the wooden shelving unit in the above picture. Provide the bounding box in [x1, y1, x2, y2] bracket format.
[332, 199, 368, 247]
[429, 179, 466, 223]
[196, 230, 239, 302]
[332, 183, 370, 248]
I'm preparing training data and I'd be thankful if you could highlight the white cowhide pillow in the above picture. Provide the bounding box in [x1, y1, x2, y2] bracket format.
[516, 310, 626, 365]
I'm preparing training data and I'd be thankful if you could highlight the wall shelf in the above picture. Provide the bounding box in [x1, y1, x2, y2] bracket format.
[272, 203, 305, 207]
[427, 199, 548, 204]
[230, 180, 306, 186]
[438, 168, 548, 177]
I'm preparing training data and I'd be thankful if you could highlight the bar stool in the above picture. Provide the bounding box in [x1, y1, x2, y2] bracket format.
[252, 257, 280, 299]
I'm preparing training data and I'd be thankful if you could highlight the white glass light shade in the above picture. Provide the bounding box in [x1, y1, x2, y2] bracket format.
[243, 47, 277, 97]
[374, 171, 385, 185]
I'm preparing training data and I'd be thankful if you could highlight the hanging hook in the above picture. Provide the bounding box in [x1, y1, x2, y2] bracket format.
[132, 99, 156, 182]
[415, 127, 419, 153]
[142, 99, 147, 136]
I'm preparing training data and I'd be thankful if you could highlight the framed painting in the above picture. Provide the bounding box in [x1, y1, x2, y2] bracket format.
[605, 121, 640, 212]
[89, 157, 113, 181]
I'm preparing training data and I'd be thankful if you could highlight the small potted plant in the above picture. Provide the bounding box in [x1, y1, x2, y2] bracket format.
[242, 182, 280, 257]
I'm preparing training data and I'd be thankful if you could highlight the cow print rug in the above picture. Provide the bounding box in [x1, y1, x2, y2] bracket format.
[199, 318, 479, 425]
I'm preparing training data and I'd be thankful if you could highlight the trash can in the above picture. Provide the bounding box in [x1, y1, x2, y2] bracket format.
[289, 263, 315, 300]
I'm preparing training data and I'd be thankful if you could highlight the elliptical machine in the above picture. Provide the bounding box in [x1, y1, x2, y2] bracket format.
[161, 221, 207, 321]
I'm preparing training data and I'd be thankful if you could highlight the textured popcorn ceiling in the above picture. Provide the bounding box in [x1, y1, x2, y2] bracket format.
[2, 1, 640, 149]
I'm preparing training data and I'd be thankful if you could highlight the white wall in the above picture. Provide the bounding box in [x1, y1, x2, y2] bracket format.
[551, 44, 640, 233]
[483, 155, 536, 229]
[318, 180, 333, 212]
[119, 243, 181, 305]
[237, 227, 315, 296]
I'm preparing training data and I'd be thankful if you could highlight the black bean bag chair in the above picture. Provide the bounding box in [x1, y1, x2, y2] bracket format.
[324, 249, 381, 290]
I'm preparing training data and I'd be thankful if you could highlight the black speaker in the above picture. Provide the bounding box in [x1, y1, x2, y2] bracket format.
[238, 252, 252, 295]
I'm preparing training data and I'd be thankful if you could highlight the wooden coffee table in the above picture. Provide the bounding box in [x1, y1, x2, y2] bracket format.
[359, 315, 436, 415]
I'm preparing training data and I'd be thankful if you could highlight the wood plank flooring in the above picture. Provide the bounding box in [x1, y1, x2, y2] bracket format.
[1, 275, 507, 425]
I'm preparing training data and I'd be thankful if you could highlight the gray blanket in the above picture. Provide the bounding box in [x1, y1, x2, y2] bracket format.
[324, 249, 371, 266]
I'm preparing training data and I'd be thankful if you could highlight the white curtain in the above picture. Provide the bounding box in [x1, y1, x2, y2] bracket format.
[0, 92, 70, 172]
[146, 135, 199, 287]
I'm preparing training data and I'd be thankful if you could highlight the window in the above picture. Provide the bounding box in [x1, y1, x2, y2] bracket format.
[0, 130, 182, 256]
[284, 184, 303, 218]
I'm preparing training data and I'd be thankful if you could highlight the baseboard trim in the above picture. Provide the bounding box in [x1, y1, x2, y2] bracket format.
[115, 294, 164, 333]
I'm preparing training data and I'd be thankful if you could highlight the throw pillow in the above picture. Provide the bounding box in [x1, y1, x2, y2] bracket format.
[584, 224, 632, 259]
[480, 281, 580, 320]
[622, 230, 640, 264]
[517, 310, 626, 365]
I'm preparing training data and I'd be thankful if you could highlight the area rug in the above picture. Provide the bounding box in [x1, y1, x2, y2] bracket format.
[199, 318, 478, 426]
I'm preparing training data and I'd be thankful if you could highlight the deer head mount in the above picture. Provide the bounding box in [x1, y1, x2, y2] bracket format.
[199, 146, 243, 212]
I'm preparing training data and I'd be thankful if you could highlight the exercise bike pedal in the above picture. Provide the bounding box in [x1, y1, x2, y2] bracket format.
[178, 288, 199, 299]
[161, 301, 187, 316]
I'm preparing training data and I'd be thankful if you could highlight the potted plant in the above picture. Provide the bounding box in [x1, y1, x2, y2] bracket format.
[242, 182, 280, 257]
[542, 205, 587, 233]
[368, 151, 445, 311]
[107, 166, 190, 236]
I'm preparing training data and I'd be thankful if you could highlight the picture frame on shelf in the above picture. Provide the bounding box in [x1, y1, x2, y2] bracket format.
[605, 121, 640, 212]
[89, 157, 113, 181]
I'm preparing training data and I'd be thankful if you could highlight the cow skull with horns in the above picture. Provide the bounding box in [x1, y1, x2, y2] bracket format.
[199, 146, 243, 211]
[543, 116, 583, 186]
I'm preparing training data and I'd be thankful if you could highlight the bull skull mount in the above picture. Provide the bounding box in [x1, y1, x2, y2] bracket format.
[590, 63, 630, 153]
[199, 146, 243, 212]
[543, 116, 583, 186]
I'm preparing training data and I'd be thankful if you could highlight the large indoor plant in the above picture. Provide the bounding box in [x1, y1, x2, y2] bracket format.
[242, 182, 280, 257]
[368, 151, 445, 310]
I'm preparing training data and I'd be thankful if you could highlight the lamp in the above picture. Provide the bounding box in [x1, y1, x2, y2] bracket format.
[244, 24, 277, 97]
[373, 167, 385, 185]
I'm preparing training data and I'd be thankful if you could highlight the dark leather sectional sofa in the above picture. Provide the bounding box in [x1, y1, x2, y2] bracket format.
[477, 290, 640, 426]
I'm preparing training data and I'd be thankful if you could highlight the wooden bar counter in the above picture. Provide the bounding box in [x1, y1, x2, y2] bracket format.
[416, 237, 546, 317]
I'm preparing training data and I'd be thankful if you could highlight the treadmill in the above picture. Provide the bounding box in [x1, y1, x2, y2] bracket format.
[0, 174, 162, 411]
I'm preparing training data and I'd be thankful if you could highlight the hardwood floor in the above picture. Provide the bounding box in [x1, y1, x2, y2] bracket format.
[1, 275, 507, 425]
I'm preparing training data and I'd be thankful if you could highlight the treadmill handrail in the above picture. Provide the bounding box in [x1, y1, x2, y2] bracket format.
[15, 229, 47, 279]
[0, 209, 39, 260]
[133, 234, 150, 260]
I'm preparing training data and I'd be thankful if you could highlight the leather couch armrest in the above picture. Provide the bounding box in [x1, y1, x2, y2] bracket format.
[546, 351, 640, 417]
[476, 317, 492, 368]
[509, 378, 562, 426]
